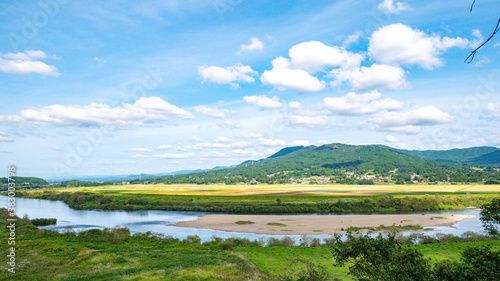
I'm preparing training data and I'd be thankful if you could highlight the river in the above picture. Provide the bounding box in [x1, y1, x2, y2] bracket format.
[0, 195, 486, 242]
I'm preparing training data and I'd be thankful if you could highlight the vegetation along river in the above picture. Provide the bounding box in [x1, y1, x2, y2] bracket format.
[0, 195, 485, 242]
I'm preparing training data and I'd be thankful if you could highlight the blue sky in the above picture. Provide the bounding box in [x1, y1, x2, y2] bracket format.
[0, 0, 499, 179]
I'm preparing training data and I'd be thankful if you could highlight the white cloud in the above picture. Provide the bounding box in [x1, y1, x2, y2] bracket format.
[157, 145, 173, 150]
[384, 134, 399, 142]
[287, 115, 327, 128]
[323, 91, 403, 116]
[215, 136, 233, 143]
[288, 41, 363, 72]
[485, 103, 500, 117]
[242, 133, 263, 139]
[257, 138, 286, 146]
[244, 95, 282, 109]
[318, 140, 329, 145]
[131, 154, 149, 159]
[287, 101, 317, 116]
[178, 142, 232, 150]
[260, 41, 363, 92]
[369, 23, 469, 69]
[231, 141, 252, 148]
[154, 153, 191, 159]
[0, 50, 60, 76]
[128, 148, 152, 152]
[369, 106, 453, 134]
[0, 97, 193, 127]
[331, 64, 410, 91]
[0, 136, 13, 142]
[237, 37, 264, 54]
[470, 29, 483, 49]
[378, 0, 411, 14]
[193, 105, 235, 117]
[290, 140, 311, 146]
[473, 56, 491, 67]
[261, 57, 326, 92]
[199, 151, 226, 158]
[218, 120, 239, 128]
[198, 63, 257, 88]
[343, 31, 362, 47]
[232, 149, 263, 157]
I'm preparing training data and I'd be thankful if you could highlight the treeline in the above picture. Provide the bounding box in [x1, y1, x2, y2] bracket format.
[59, 180, 113, 187]
[0, 177, 48, 190]
[16, 191, 498, 214]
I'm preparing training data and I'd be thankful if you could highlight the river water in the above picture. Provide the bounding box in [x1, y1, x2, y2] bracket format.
[0, 195, 486, 242]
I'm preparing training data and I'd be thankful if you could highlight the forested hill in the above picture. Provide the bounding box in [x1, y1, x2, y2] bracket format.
[383, 146, 500, 165]
[152, 143, 500, 185]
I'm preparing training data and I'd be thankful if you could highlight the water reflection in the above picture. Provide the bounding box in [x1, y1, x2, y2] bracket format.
[0, 195, 485, 242]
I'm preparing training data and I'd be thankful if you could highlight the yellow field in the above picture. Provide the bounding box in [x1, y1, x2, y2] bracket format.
[52, 183, 500, 197]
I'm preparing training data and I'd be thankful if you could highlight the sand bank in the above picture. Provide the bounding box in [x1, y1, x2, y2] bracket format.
[173, 213, 476, 235]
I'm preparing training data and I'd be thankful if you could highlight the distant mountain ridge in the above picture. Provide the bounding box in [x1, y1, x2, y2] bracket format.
[379, 146, 500, 165]
[153, 143, 500, 184]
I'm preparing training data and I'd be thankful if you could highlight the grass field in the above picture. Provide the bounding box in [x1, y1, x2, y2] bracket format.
[52, 183, 500, 197]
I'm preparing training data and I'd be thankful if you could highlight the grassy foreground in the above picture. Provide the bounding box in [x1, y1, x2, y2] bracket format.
[2, 208, 500, 280]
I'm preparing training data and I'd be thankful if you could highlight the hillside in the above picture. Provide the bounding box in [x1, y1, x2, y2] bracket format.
[154, 143, 500, 185]
[379, 146, 500, 165]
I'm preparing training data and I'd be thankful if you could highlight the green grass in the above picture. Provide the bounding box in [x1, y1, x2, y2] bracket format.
[235, 220, 255, 225]
[345, 224, 423, 232]
[267, 222, 287, 227]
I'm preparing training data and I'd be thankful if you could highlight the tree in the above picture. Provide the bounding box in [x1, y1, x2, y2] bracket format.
[331, 232, 431, 280]
[434, 246, 500, 281]
[480, 197, 500, 236]
[465, 0, 500, 63]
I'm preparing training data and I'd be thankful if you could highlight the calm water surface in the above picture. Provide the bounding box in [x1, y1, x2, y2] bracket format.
[0, 195, 485, 242]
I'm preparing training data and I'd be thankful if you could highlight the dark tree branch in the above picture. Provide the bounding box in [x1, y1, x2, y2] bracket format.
[465, 19, 500, 64]
[470, 0, 477, 12]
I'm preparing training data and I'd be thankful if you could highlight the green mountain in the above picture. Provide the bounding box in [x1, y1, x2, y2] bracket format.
[382, 146, 500, 165]
[154, 143, 500, 184]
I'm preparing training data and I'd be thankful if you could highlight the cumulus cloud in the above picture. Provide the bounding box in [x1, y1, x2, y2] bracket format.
[343, 31, 362, 47]
[369, 106, 453, 134]
[287, 115, 327, 128]
[157, 145, 173, 150]
[369, 23, 469, 69]
[260, 41, 363, 92]
[232, 149, 263, 157]
[131, 154, 149, 159]
[154, 153, 191, 159]
[244, 95, 282, 109]
[290, 140, 311, 146]
[257, 138, 286, 146]
[378, 0, 411, 14]
[128, 148, 152, 152]
[260, 57, 326, 92]
[0, 132, 13, 142]
[484, 103, 500, 118]
[178, 142, 231, 150]
[199, 151, 227, 158]
[0, 97, 193, 127]
[0, 50, 60, 76]
[215, 136, 233, 143]
[193, 105, 235, 117]
[331, 64, 410, 91]
[323, 91, 403, 116]
[237, 37, 264, 54]
[384, 134, 400, 142]
[288, 41, 363, 72]
[198, 63, 257, 88]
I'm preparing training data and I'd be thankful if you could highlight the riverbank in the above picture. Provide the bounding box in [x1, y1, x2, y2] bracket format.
[174, 214, 476, 235]
[12, 189, 497, 214]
